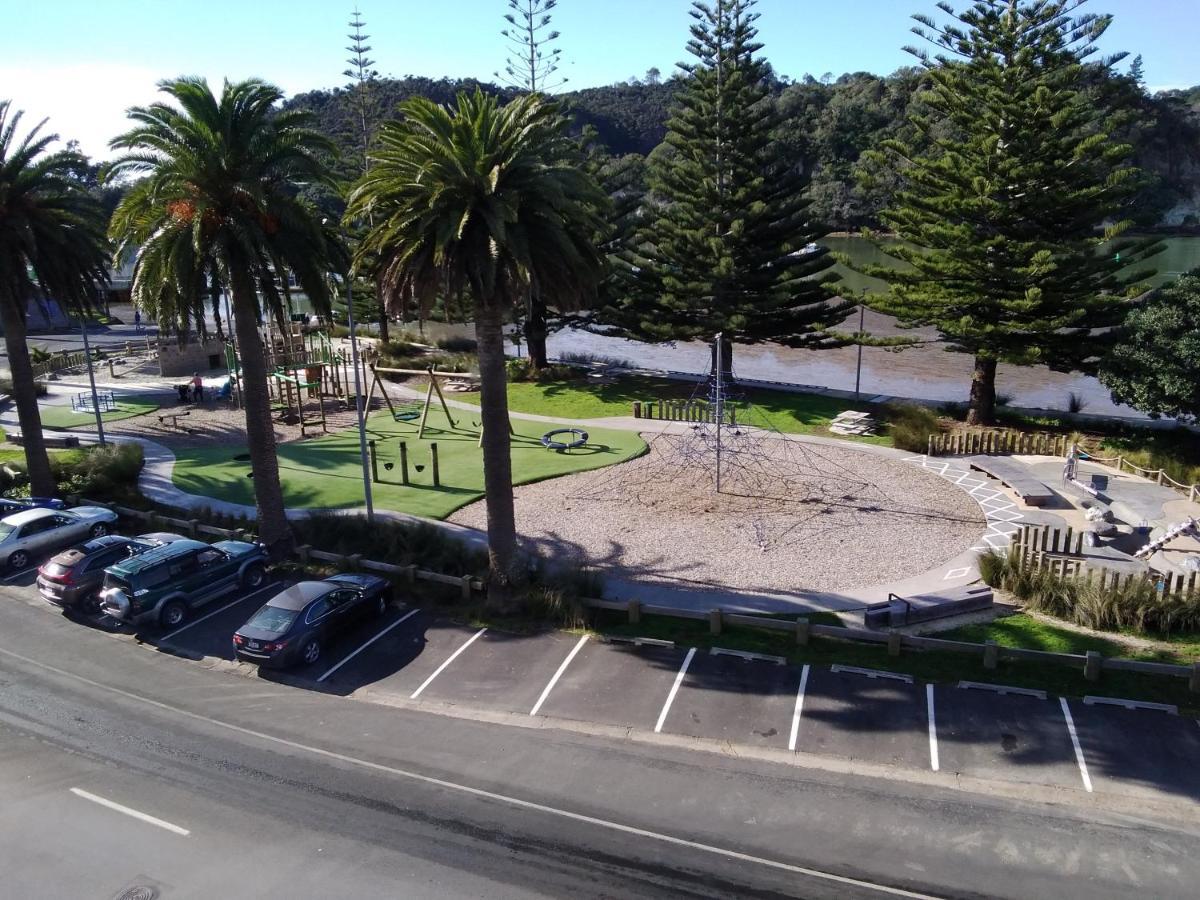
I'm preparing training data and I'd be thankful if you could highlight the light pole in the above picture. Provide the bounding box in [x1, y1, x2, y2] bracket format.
[345, 276, 374, 521]
[854, 302, 865, 399]
[78, 313, 106, 446]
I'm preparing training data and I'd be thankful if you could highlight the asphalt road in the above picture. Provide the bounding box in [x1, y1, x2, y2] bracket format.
[2, 580, 1200, 898]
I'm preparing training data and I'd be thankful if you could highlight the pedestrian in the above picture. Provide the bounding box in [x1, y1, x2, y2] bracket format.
[191, 372, 204, 403]
[134, 309, 141, 331]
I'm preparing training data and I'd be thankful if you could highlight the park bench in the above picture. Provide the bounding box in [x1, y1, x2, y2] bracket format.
[967, 455, 1055, 506]
[158, 410, 191, 430]
[5, 430, 79, 449]
[863, 584, 994, 629]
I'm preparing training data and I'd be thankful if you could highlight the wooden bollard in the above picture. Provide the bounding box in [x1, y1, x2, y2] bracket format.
[633, 401, 641, 418]
[709, 609, 722, 635]
[983, 640, 998, 670]
[887, 631, 902, 657]
[296, 544, 312, 563]
[369, 440, 379, 483]
[628, 599, 641, 624]
[795, 617, 810, 646]
[1084, 650, 1102, 682]
[345, 553, 362, 571]
[460, 575, 473, 600]
[399, 441, 410, 485]
[431, 443, 440, 487]
[188, 519, 200, 538]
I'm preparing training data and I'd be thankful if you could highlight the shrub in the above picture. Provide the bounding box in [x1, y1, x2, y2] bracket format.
[516, 563, 603, 629]
[435, 335, 478, 353]
[53, 443, 144, 498]
[0, 378, 48, 397]
[558, 350, 632, 368]
[885, 402, 942, 452]
[290, 513, 488, 577]
[1066, 391, 1088, 414]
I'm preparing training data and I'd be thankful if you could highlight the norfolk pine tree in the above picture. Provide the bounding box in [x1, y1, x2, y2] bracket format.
[863, 0, 1160, 425]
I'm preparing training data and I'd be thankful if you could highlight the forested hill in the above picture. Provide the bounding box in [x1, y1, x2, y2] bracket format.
[284, 72, 1200, 230]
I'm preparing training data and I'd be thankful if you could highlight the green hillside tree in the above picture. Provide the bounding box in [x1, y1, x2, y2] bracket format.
[1100, 273, 1200, 421]
[609, 0, 848, 377]
[0, 102, 109, 496]
[864, 0, 1161, 424]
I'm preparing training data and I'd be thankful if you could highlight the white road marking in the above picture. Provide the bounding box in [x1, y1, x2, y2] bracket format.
[2, 647, 938, 900]
[163, 583, 279, 639]
[1059, 698, 1093, 793]
[3, 566, 38, 584]
[926, 684, 939, 772]
[69, 787, 190, 836]
[654, 647, 696, 734]
[410, 627, 487, 699]
[530, 634, 589, 716]
[318, 608, 420, 683]
[788, 664, 810, 752]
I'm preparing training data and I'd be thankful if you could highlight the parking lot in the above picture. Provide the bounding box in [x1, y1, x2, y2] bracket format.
[5, 551, 1200, 807]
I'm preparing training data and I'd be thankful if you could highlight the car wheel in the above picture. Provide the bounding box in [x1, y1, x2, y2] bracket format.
[241, 563, 266, 589]
[90, 522, 111, 538]
[301, 638, 321, 665]
[8, 550, 29, 571]
[159, 600, 187, 630]
[82, 591, 102, 616]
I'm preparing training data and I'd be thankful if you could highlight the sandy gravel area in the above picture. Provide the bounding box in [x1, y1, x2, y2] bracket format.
[451, 433, 986, 594]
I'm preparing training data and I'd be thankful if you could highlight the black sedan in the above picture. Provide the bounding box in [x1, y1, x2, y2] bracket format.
[232, 574, 391, 668]
[0, 497, 66, 517]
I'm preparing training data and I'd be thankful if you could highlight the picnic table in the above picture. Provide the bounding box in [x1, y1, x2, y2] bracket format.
[158, 410, 192, 431]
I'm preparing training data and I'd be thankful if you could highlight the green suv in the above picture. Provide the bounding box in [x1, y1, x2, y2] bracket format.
[98, 538, 269, 629]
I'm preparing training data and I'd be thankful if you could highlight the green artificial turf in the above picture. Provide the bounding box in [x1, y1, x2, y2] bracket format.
[498, 376, 891, 444]
[172, 407, 647, 520]
[39, 396, 160, 429]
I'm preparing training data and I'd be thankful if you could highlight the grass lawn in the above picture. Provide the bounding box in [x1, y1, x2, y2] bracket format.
[172, 407, 646, 519]
[502, 376, 891, 445]
[39, 396, 160, 429]
[598, 612, 1200, 714]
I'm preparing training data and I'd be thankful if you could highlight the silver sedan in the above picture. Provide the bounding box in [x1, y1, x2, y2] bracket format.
[0, 506, 120, 570]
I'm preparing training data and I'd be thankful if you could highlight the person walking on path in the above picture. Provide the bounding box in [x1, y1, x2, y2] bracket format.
[133, 309, 141, 331]
[191, 372, 204, 403]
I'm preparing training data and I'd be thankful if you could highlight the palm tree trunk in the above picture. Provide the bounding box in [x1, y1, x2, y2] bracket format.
[229, 270, 293, 558]
[1, 300, 55, 497]
[966, 355, 997, 426]
[475, 296, 519, 606]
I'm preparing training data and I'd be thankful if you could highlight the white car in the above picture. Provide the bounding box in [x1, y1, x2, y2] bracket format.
[0, 506, 119, 571]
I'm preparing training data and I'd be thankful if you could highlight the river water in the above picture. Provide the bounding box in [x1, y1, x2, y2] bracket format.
[543, 236, 1200, 421]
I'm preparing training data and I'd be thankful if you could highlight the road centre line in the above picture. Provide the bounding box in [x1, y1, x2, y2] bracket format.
[69, 787, 190, 836]
[530, 634, 589, 716]
[410, 627, 487, 699]
[926, 685, 939, 772]
[0, 649, 937, 900]
[164, 583, 280, 640]
[1059, 698, 1094, 793]
[318, 608, 420, 683]
[788, 664, 810, 752]
[654, 647, 696, 734]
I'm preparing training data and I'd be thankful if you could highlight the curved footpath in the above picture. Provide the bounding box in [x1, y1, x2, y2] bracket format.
[1, 379, 1030, 615]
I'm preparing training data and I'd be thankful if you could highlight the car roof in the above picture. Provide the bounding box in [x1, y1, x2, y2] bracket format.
[2, 507, 59, 526]
[107, 538, 209, 575]
[266, 581, 335, 611]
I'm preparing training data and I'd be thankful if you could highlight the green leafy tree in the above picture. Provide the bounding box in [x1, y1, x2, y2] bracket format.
[496, 0, 569, 369]
[108, 78, 343, 554]
[0, 101, 109, 496]
[1100, 273, 1200, 421]
[864, 0, 1161, 425]
[608, 0, 848, 376]
[347, 91, 604, 599]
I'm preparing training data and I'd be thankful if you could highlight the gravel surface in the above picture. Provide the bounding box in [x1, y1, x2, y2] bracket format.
[451, 432, 986, 593]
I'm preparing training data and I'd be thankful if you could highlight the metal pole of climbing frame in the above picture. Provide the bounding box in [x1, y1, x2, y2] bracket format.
[347, 278, 375, 520]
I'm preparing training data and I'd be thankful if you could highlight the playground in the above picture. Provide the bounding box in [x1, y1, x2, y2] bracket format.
[171, 407, 647, 519]
[37, 392, 160, 429]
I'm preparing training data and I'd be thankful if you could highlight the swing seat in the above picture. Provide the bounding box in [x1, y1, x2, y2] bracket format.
[394, 411, 420, 422]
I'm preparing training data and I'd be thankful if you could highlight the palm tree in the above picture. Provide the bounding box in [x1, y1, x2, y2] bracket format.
[347, 90, 605, 597]
[0, 101, 109, 497]
[108, 78, 342, 555]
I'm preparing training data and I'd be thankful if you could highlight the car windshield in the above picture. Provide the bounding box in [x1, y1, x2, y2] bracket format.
[245, 605, 297, 633]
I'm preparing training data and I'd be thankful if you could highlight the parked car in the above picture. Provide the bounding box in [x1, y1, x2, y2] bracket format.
[134, 532, 189, 546]
[98, 538, 269, 629]
[37, 535, 156, 613]
[233, 574, 391, 668]
[0, 497, 67, 517]
[0, 506, 119, 570]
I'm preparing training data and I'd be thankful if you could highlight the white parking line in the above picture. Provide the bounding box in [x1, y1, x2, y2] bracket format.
[788, 664, 810, 752]
[410, 627, 487, 699]
[70, 787, 190, 836]
[3, 566, 38, 584]
[926, 684, 939, 772]
[654, 647, 696, 734]
[318, 608, 420, 683]
[530, 634, 589, 716]
[1059, 698, 1093, 793]
[163, 583, 279, 640]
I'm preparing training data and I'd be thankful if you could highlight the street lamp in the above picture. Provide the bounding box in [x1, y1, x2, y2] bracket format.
[78, 312, 106, 446]
[345, 275, 374, 522]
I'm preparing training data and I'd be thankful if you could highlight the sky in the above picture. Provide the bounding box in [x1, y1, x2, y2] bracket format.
[1, 0, 1196, 159]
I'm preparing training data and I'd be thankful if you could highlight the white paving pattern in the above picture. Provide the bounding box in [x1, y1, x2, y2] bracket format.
[903, 455, 1025, 553]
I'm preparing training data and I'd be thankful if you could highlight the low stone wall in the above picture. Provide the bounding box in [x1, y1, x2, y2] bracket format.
[158, 337, 228, 377]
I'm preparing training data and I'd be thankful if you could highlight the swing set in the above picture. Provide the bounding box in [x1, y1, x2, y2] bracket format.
[365, 365, 511, 442]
